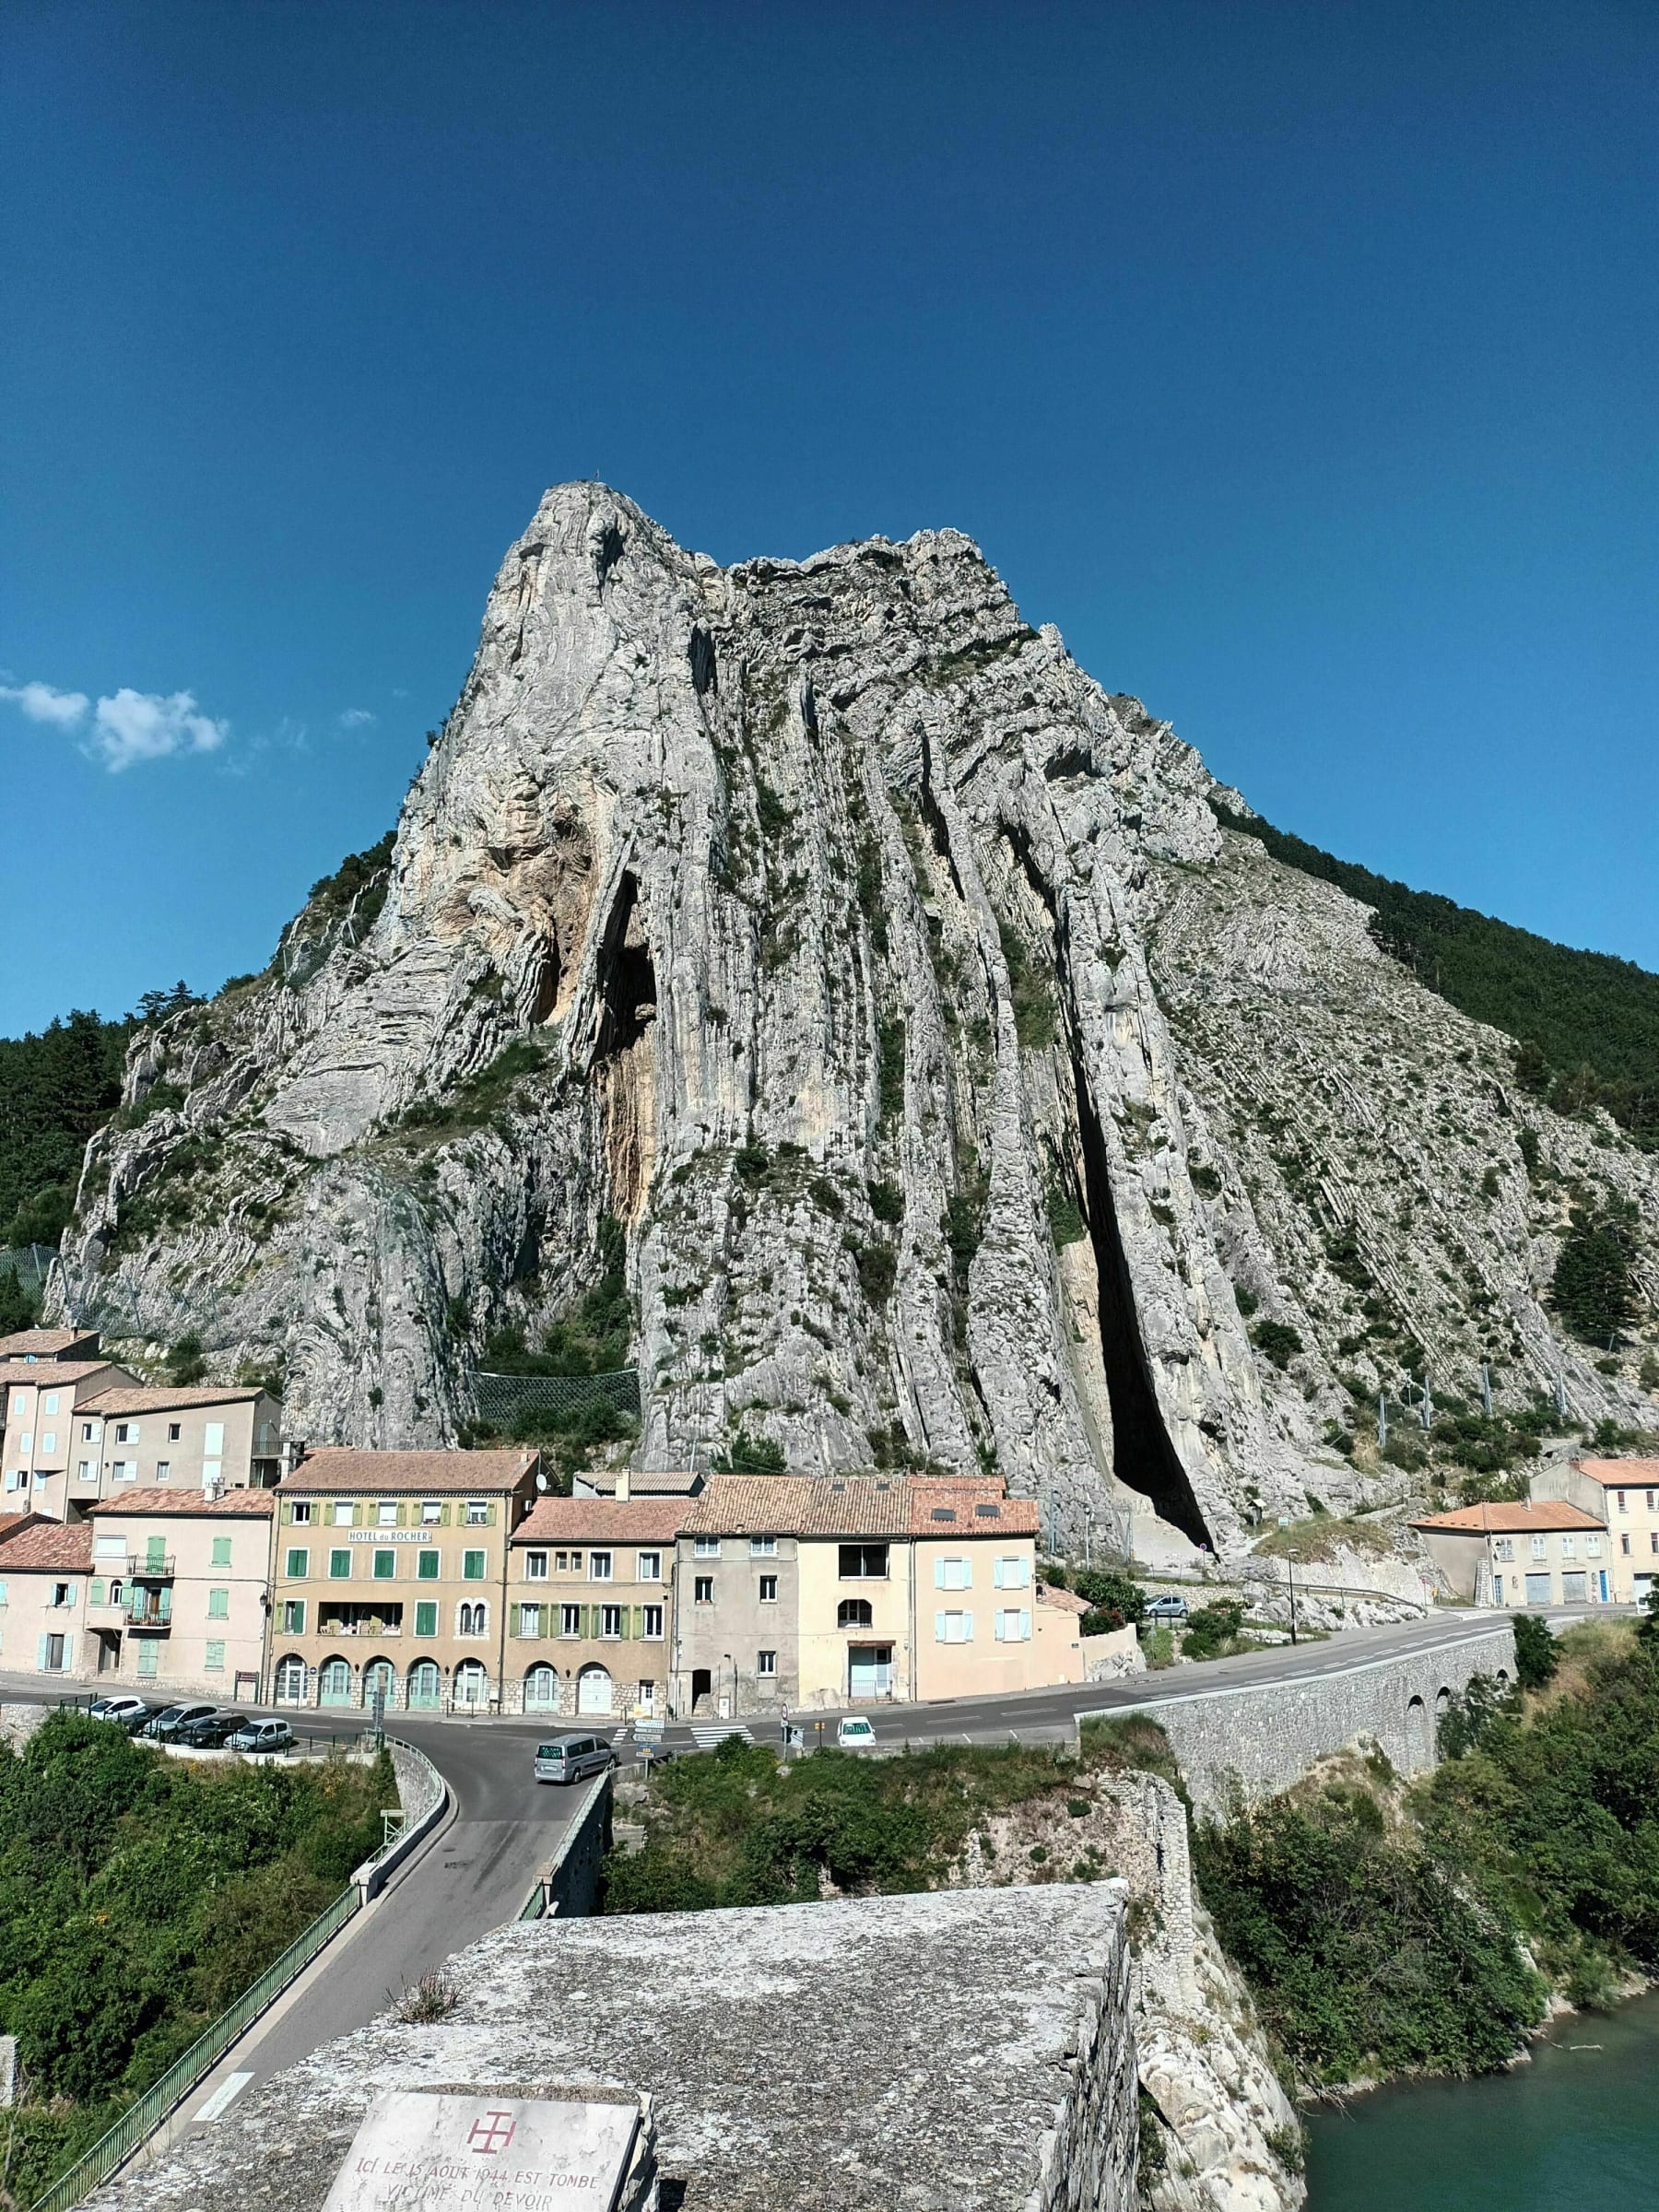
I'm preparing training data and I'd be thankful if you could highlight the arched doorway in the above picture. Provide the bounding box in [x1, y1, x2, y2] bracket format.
[453, 1659, 489, 1711]
[318, 1657, 352, 1708]
[274, 1654, 306, 1705]
[406, 1659, 441, 1711]
[577, 1664, 613, 1716]
[362, 1658, 395, 1710]
[524, 1664, 559, 1712]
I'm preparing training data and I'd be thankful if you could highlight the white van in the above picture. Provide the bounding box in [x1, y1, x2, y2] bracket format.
[534, 1735, 614, 1785]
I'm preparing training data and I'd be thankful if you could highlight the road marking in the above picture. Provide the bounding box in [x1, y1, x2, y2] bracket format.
[193, 2072, 253, 2124]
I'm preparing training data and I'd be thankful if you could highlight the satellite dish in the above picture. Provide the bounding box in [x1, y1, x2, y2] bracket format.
[535, 1472, 548, 1491]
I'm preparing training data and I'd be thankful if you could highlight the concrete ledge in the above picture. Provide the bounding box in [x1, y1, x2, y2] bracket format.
[350, 1739, 449, 1901]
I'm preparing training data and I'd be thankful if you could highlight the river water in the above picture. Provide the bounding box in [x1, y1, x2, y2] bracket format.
[1306, 1990, 1659, 2210]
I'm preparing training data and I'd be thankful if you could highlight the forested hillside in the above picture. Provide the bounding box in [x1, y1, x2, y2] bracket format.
[0, 1010, 133, 1249]
[1212, 800, 1659, 1146]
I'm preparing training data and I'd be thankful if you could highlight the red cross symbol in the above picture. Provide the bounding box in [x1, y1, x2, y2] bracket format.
[467, 2112, 517, 2155]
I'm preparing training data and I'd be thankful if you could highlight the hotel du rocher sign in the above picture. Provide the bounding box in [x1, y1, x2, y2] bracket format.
[321, 2090, 641, 2212]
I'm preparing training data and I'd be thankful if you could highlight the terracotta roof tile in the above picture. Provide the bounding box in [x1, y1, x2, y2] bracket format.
[684, 1473, 1038, 1540]
[0, 1360, 131, 1391]
[513, 1497, 693, 1546]
[0, 1330, 100, 1359]
[281, 1447, 538, 1496]
[87, 1487, 276, 1517]
[78, 1384, 266, 1417]
[1037, 1583, 1091, 1615]
[1410, 1500, 1606, 1535]
[0, 1519, 92, 1571]
[1572, 1458, 1659, 1488]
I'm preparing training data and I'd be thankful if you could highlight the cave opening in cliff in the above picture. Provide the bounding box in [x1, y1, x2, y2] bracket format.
[1072, 1058, 1213, 1549]
[594, 872, 656, 1061]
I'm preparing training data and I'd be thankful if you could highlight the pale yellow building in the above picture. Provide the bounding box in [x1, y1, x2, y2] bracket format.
[0, 1516, 93, 1678]
[1533, 1457, 1659, 1606]
[1410, 1499, 1612, 1606]
[82, 1488, 276, 1697]
[509, 1490, 690, 1719]
[2, 1355, 137, 1514]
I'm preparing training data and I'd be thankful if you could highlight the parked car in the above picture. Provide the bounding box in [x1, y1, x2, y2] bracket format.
[836, 1715, 877, 1749]
[1142, 1594, 1189, 1622]
[226, 1717, 294, 1755]
[112, 1700, 168, 1734]
[143, 1702, 218, 1741]
[176, 1710, 244, 1748]
[88, 1695, 151, 1727]
[533, 1734, 615, 1785]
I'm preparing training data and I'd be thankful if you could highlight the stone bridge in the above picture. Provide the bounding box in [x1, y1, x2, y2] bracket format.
[1090, 1621, 1515, 1815]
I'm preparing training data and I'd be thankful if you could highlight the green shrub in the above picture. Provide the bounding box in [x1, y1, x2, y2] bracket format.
[168, 1331, 207, 1386]
[1551, 1200, 1641, 1345]
[866, 1180, 904, 1224]
[712, 1427, 785, 1474]
[997, 921, 1056, 1049]
[1251, 1319, 1304, 1370]
[1045, 1185, 1088, 1246]
[1511, 1613, 1559, 1690]
[1182, 1599, 1247, 1659]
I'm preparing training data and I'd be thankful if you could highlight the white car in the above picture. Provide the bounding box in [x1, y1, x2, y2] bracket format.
[88, 1695, 150, 1726]
[837, 1715, 877, 1749]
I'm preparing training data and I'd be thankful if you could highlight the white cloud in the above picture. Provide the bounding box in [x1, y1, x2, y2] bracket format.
[339, 707, 376, 729]
[89, 688, 229, 772]
[0, 679, 90, 728]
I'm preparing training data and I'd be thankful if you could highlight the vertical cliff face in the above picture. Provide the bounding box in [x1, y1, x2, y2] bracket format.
[54, 484, 1657, 1555]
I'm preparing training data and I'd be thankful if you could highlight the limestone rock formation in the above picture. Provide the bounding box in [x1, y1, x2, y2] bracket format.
[54, 484, 1658, 1556]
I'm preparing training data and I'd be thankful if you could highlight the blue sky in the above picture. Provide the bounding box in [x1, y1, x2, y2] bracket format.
[2, 1, 1653, 1037]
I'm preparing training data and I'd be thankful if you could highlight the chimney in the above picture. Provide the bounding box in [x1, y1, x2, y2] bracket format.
[615, 1469, 631, 1501]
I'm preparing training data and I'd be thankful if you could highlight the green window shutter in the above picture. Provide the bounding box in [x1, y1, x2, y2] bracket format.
[205, 1640, 225, 1671]
[286, 1547, 309, 1579]
[207, 1588, 229, 1619]
[441, 1502, 453, 1526]
[329, 1548, 352, 1579]
[146, 1536, 166, 1569]
[395, 1501, 407, 1526]
[464, 1549, 485, 1582]
[418, 1549, 439, 1580]
[373, 1550, 395, 1580]
[211, 1536, 231, 1568]
[90, 1579, 106, 1607]
[415, 1600, 438, 1638]
[577, 1605, 592, 1640]
[353, 1501, 364, 1526]
[487, 1501, 498, 1526]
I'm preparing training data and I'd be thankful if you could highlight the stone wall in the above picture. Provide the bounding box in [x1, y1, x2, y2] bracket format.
[90, 1888, 1139, 2212]
[543, 1771, 612, 1918]
[1090, 1625, 1514, 1814]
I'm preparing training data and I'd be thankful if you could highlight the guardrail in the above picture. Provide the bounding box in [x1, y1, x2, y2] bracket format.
[517, 1771, 611, 1920]
[28, 1885, 360, 2212]
[350, 1737, 449, 1900]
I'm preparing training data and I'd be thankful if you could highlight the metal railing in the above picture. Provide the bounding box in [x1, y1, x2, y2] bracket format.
[28, 1884, 360, 2212]
[127, 1556, 175, 1579]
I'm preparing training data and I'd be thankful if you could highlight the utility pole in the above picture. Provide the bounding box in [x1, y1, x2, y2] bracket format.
[1288, 1556, 1299, 1647]
[1378, 1393, 1388, 1450]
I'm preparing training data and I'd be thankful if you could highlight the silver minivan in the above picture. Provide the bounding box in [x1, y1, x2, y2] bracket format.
[534, 1734, 614, 1785]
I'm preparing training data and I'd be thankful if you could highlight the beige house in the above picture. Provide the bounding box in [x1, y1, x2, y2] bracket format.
[2, 1356, 137, 1514]
[270, 1448, 541, 1713]
[0, 1516, 92, 1677]
[0, 1328, 104, 1361]
[1531, 1457, 1659, 1606]
[82, 1488, 276, 1698]
[674, 1474, 1065, 1716]
[509, 1492, 690, 1720]
[1411, 1499, 1612, 1606]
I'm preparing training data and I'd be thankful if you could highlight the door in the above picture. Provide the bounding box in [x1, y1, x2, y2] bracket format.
[1597, 1571, 1609, 1603]
[1561, 1571, 1587, 1604]
[362, 1658, 394, 1710]
[577, 1665, 612, 1715]
[319, 1657, 352, 1706]
[274, 1655, 306, 1704]
[453, 1660, 488, 1709]
[848, 1645, 893, 1698]
[1524, 1572, 1551, 1605]
[690, 1667, 712, 1710]
[524, 1664, 559, 1711]
[406, 1660, 441, 1711]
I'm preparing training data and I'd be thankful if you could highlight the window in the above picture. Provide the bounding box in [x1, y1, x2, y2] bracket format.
[415, 1600, 438, 1638]
[465, 1499, 488, 1525]
[81, 1422, 94, 1441]
[1648, 1491, 1657, 1513]
[458, 1601, 488, 1637]
[373, 1549, 396, 1580]
[757, 1649, 776, 1677]
[418, 1549, 439, 1580]
[1530, 1535, 1547, 1559]
[600, 1605, 623, 1639]
[93, 1535, 124, 1559]
[205, 1640, 226, 1671]
[1618, 1491, 1629, 1513]
[0, 1582, 6, 1606]
[994, 1608, 1031, 1642]
[115, 1423, 135, 1443]
[759, 1573, 778, 1604]
[993, 1556, 1030, 1589]
[1560, 1535, 1576, 1559]
[211, 1535, 231, 1568]
[290, 1501, 312, 1524]
[559, 1605, 582, 1637]
[421, 1500, 441, 1523]
[76, 1461, 93, 1482]
[114, 1461, 136, 1484]
[155, 1460, 171, 1482]
[333, 1501, 354, 1526]
[7, 1394, 22, 1416]
[282, 1599, 306, 1633]
[378, 1501, 398, 1526]
[935, 1556, 971, 1590]
[694, 1535, 720, 1558]
[1587, 1535, 1602, 1558]
[17, 1435, 31, 1457]
[329, 1548, 352, 1579]
[637, 1551, 661, 1581]
[207, 1588, 229, 1619]
[838, 1597, 873, 1629]
[589, 1551, 613, 1582]
[286, 1547, 310, 1579]
[42, 1394, 58, 1417]
[1493, 1538, 1514, 1563]
[749, 1535, 777, 1557]
[463, 1549, 486, 1581]
[51, 1582, 73, 1609]
[1651, 1533, 1658, 1556]
[694, 1575, 713, 1605]
[518, 1603, 543, 1637]
[524, 1550, 548, 1581]
[641, 1604, 664, 1640]
[40, 1433, 54, 1456]
[1621, 1535, 1632, 1556]
[840, 1543, 888, 1579]
[168, 1423, 181, 1441]
[935, 1610, 973, 1642]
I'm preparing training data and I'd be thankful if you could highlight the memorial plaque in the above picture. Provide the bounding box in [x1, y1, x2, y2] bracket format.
[321, 2090, 641, 2212]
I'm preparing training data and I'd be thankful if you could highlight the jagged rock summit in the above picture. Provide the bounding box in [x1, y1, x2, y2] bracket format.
[57, 484, 1656, 1558]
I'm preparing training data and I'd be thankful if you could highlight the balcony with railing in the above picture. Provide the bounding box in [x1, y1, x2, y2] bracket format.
[125, 1594, 172, 1632]
[318, 1603, 405, 1637]
[128, 1555, 175, 1581]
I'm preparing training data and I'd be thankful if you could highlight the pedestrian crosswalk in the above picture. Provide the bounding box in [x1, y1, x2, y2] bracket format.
[688, 1719, 754, 1749]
